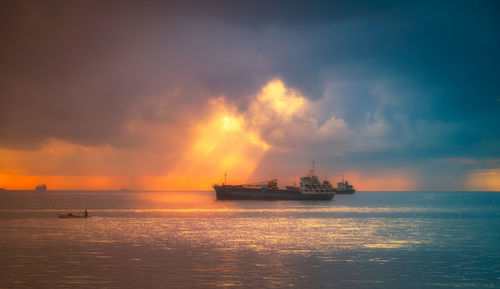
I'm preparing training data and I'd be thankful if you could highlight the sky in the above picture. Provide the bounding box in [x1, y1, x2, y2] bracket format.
[1, 0, 499, 190]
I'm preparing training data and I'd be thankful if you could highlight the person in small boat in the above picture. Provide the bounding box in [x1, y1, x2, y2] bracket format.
[84, 210, 88, 217]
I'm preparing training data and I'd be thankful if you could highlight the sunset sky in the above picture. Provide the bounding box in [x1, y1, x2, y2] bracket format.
[1, 0, 499, 190]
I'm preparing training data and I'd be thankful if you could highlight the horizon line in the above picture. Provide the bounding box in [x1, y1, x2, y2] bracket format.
[1, 189, 499, 193]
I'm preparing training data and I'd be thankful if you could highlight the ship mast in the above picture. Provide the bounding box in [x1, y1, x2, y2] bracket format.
[224, 171, 227, 185]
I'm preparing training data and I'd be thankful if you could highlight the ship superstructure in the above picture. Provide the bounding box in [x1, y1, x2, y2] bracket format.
[299, 163, 335, 194]
[334, 174, 356, 194]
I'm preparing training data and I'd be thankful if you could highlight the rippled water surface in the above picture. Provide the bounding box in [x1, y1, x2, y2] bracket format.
[1, 190, 499, 288]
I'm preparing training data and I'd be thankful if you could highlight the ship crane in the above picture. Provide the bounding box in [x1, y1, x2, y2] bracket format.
[241, 179, 278, 188]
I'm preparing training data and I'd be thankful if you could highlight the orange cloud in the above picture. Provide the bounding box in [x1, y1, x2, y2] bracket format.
[336, 170, 418, 191]
[0, 169, 127, 190]
[256, 79, 305, 117]
[0, 79, 423, 191]
[466, 169, 500, 191]
[149, 97, 270, 190]
[0, 96, 273, 190]
[0, 138, 177, 190]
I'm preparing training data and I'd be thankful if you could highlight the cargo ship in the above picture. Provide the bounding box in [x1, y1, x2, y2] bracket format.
[334, 174, 356, 194]
[35, 184, 47, 191]
[213, 162, 335, 200]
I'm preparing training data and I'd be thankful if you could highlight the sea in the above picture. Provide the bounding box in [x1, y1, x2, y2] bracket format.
[0, 190, 499, 289]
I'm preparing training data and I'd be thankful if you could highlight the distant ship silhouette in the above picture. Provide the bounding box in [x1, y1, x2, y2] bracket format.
[35, 184, 47, 191]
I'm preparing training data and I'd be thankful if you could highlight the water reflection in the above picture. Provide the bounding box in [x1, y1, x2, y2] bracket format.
[1, 191, 499, 288]
[136, 191, 216, 206]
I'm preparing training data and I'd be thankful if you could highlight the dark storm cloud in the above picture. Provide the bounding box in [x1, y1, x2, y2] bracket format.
[1, 0, 499, 174]
[163, 0, 396, 26]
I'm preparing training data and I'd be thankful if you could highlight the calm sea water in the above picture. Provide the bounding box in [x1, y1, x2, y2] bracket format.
[0, 190, 499, 289]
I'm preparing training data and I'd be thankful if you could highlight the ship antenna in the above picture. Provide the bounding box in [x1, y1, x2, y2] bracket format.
[342, 173, 344, 183]
[311, 160, 315, 175]
[224, 171, 227, 185]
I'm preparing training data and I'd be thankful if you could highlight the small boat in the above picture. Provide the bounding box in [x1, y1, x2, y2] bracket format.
[57, 211, 89, 218]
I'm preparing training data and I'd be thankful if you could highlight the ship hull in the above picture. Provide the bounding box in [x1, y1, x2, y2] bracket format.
[334, 189, 356, 194]
[214, 186, 334, 201]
